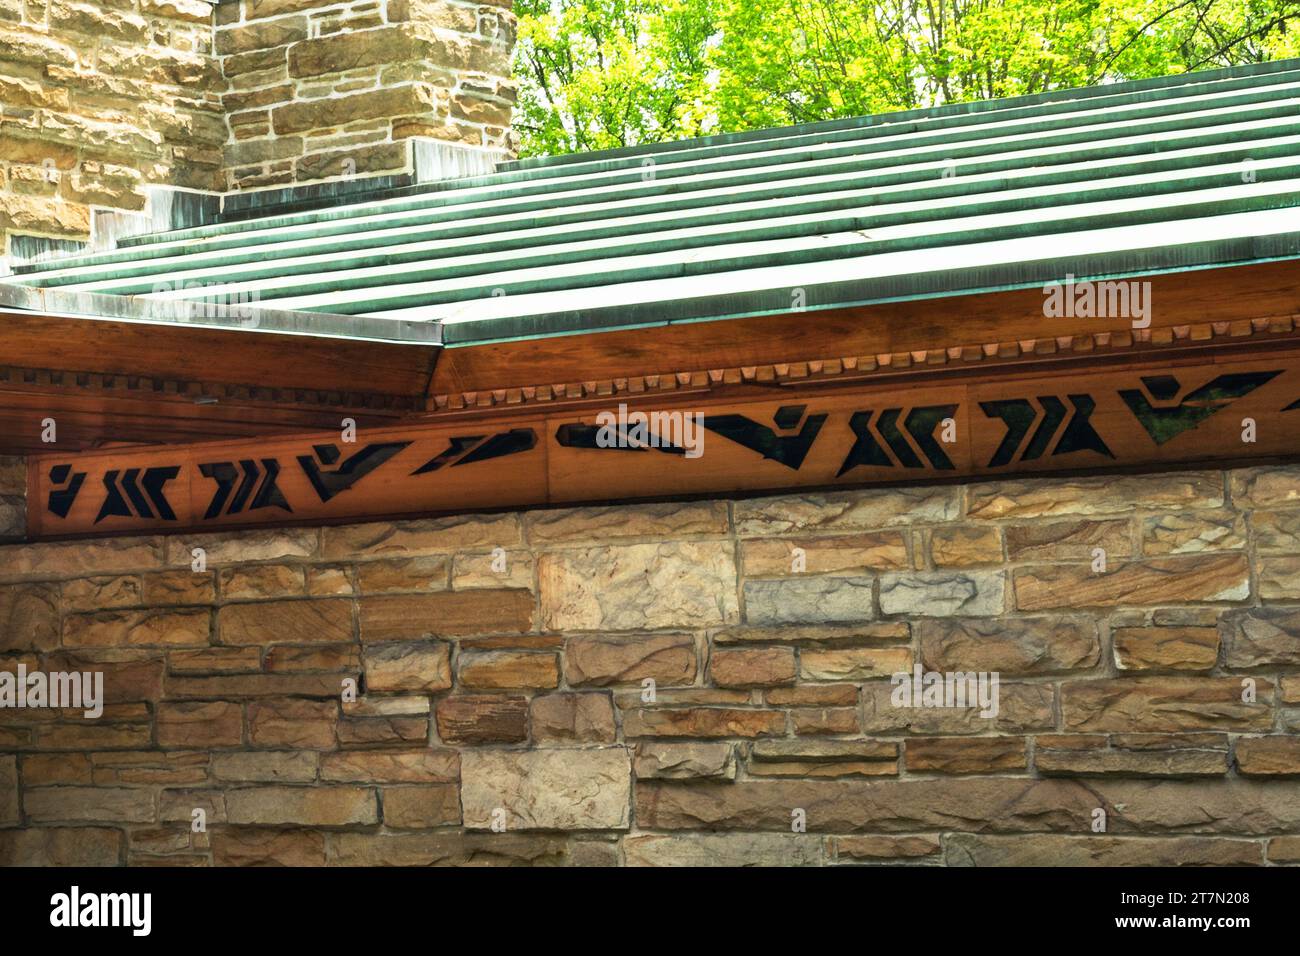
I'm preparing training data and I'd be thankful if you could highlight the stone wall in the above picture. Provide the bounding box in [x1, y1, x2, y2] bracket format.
[2, 462, 1300, 865]
[0, 0, 516, 254]
[217, 0, 515, 191]
[0, 0, 224, 256]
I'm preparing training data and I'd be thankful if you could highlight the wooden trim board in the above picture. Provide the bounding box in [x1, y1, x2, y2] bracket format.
[26, 350, 1300, 539]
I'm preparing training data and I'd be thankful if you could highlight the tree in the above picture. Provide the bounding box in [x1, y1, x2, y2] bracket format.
[512, 0, 1300, 158]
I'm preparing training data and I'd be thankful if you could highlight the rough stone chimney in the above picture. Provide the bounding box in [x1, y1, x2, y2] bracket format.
[0, 0, 516, 262]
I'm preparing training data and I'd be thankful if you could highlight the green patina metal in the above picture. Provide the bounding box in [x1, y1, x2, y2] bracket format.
[10, 58, 1300, 347]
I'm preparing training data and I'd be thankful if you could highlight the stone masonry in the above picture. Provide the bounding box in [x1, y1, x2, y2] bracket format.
[0, 0, 516, 254]
[2, 457, 1300, 866]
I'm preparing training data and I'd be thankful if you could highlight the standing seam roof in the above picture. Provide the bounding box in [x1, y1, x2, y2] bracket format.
[11, 58, 1300, 346]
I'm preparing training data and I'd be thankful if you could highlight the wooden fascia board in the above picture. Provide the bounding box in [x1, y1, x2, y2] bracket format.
[430, 259, 1300, 403]
[0, 305, 440, 400]
[26, 340, 1300, 540]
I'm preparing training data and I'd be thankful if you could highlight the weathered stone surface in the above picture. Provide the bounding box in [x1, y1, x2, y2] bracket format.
[634, 742, 735, 780]
[459, 650, 559, 690]
[382, 784, 461, 828]
[862, 681, 1053, 734]
[0, 827, 122, 866]
[90, 750, 207, 786]
[354, 556, 448, 594]
[212, 751, 318, 784]
[1220, 607, 1300, 667]
[164, 672, 340, 699]
[1230, 465, 1300, 508]
[360, 590, 533, 640]
[435, 694, 528, 745]
[157, 700, 243, 748]
[799, 646, 912, 681]
[451, 550, 533, 590]
[530, 692, 617, 744]
[1236, 736, 1300, 776]
[743, 575, 874, 625]
[65, 608, 210, 647]
[60, 576, 142, 613]
[0, 537, 164, 580]
[790, 708, 860, 735]
[637, 778, 1092, 832]
[625, 833, 824, 866]
[25, 786, 156, 823]
[218, 599, 350, 646]
[327, 831, 578, 866]
[248, 699, 337, 748]
[307, 566, 353, 596]
[614, 687, 763, 708]
[216, 15, 307, 55]
[527, 501, 727, 543]
[734, 487, 960, 534]
[320, 749, 457, 784]
[337, 715, 428, 747]
[767, 684, 857, 706]
[218, 564, 303, 600]
[171, 531, 315, 567]
[713, 623, 910, 645]
[929, 526, 1002, 566]
[564, 632, 696, 686]
[622, 707, 785, 739]
[748, 738, 898, 777]
[225, 786, 378, 826]
[1036, 747, 1227, 777]
[462, 749, 631, 830]
[1113, 626, 1219, 672]
[1259, 556, 1300, 600]
[0, 583, 58, 651]
[540, 542, 737, 630]
[968, 472, 1222, 519]
[642, 777, 1300, 834]
[904, 737, 1027, 773]
[918, 615, 1099, 674]
[289, 24, 428, 77]
[1267, 835, 1300, 862]
[1142, 511, 1245, 554]
[835, 835, 941, 862]
[879, 571, 1005, 616]
[344, 696, 431, 719]
[0, 754, 16, 824]
[264, 643, 359, 673]
[1004, 519, 1131, 560]
[0, 495, 23, 539]
[362, 641, 451, 692]
[322, 514, 519, 560]
[273, 83, 437, 134]
[945, 834, 1262, 866]
[1014, 554, 1251, 609]
[0, 457, 24, 495]
[212, 828, 325, 866]
[711, 647, 797, 687]
[1062, 678, 1273, 732]
[143, 570, 216, 606]
[741, 532, 908, 576]
[167, 646, 262, 674]
[1249, 510, 1300, 553]
[21, 754, 91, 787]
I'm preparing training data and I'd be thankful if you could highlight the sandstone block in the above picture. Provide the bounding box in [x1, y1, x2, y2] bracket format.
[462, 748, 631, 830]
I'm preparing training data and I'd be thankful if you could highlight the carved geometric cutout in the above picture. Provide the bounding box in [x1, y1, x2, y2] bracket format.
[1120, 371, 1281, 445]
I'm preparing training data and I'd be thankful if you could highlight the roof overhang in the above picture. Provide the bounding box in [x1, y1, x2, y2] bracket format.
[0, 283, 441, 454]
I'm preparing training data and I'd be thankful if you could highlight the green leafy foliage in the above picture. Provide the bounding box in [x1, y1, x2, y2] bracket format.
[512, 0, 1300, 157]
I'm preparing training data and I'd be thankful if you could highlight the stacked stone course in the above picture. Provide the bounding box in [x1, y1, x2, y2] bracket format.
[0, 0, 516, 253]
[2, 458, 1300, 865]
